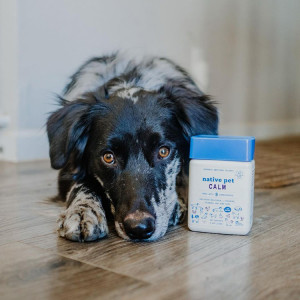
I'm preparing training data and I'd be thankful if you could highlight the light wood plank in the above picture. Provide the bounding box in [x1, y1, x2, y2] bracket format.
[0, 242, 147, 300]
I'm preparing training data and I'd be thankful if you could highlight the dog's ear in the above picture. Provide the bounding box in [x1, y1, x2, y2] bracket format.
[162, 81, 218, 138]
[47, 96, 108, 170]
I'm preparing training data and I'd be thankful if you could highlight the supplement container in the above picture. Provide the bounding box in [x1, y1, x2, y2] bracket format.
[188, 135, 255, 235]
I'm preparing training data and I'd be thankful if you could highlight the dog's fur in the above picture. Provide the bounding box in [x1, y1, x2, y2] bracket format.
[47, 52, 218, 242]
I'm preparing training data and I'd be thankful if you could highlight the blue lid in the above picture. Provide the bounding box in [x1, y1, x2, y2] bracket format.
[190, 135, 255, 161]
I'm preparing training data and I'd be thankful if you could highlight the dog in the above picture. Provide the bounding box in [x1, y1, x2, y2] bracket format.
[47, 52, 218, 242]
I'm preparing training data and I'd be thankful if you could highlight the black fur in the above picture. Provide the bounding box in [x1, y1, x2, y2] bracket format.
[47, 53, 218, 242]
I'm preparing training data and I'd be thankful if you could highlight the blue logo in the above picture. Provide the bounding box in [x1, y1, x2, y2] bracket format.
[224, 207, 231, 213]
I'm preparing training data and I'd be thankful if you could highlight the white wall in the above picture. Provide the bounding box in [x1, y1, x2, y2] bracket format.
[0, 0, 19, 160]
[201, 1, 300, 137]
[0, 0, 300, 161]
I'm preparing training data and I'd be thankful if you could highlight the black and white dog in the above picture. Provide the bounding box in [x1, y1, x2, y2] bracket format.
[47, 52, 218, 242]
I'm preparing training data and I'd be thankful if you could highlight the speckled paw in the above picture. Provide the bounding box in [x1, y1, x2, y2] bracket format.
[57, 204, 108, 242]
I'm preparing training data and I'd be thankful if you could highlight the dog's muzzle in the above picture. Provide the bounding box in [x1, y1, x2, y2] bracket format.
[123, 210, 155, 240]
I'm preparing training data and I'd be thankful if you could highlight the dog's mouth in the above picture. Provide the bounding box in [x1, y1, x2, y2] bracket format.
[115, 221, 130, 240]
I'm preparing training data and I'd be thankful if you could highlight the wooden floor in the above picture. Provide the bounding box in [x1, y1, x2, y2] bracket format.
[0, 159, 299, 300]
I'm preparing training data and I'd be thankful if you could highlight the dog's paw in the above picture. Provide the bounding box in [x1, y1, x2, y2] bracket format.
[57, 202, 108, 242]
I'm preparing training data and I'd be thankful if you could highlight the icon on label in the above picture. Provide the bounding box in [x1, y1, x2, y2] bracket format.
[213, 207, 222, 213]
[235, 170, 244, 179]
[201, 213, 208, 219]
[224, 207, 231, 213]
[234, 206, 242, 212]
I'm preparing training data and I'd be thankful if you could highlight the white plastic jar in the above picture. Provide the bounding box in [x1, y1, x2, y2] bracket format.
[188, 135, 255, 235]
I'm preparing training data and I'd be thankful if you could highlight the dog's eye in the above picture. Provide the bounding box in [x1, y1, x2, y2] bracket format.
[158, 146, 170, 159]
[102, 152, 115, 165]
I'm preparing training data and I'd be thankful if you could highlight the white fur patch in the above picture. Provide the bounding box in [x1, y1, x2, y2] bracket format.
[95, 175, 105, 188]
[95, 175, 116, 215]
[147, 157, 181, 241]
[116, 87, 141, 103]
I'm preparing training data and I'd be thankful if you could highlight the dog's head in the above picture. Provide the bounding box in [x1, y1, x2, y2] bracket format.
[47, 84, 218, 241]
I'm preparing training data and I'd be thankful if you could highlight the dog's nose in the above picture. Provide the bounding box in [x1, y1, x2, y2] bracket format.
[123, 211, 155, 240]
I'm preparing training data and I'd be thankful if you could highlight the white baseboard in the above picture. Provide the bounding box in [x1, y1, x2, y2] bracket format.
[0, 129, 49, 162]
[220, 118, 300, 140]
[0, 131, 17, 161]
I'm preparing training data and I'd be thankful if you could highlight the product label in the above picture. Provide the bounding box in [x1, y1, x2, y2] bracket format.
[188, 161, 254, 232]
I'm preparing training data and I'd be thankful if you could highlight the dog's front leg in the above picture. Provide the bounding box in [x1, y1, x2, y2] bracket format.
[57, 182, 108, 242]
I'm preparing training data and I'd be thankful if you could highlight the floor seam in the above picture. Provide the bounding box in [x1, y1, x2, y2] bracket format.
[18, 240, 151, 286]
